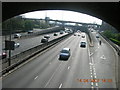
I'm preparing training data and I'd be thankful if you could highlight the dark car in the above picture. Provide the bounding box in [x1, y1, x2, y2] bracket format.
[27, 30, 33, 34]
[78, 34, 80, 36]
[0, 52, 7, 59]
[41, 38, 48, 43]
[80, 42, 86, 47]
[54, 33, 58, 36]
[82, 35, 85, 38]
[59, 48, 70, 60]
[60, 31, 64, 34]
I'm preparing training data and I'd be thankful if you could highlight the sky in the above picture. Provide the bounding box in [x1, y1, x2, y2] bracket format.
[22, 10, 102, 25]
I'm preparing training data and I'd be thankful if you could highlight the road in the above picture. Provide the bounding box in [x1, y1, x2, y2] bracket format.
[2, 31, 118, 88]
[2, 32, 67, 56]
[89, 31, 117, 88]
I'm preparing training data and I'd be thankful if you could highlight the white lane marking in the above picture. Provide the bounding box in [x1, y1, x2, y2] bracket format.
[44, 63, 62, 88]
[94, 75, 97, 79]
[91, 75, 93, 78]
[88, 52, 91, 56]
[90, 65, 92, 70]
[93, 67, 95, 71]
[96, 83, 98, 87]
[93, 68, 96, 73]
[100, 55, 106, 59]
[98, 43, 99, 46]
[91, 82, 94, 86]
[89, 63, 92, 65]
[68, 66, 70, 70]
[49, 62, 51, 65]
[98, 47, 99, 48]
[94, 72, 96, 76]
[34, 76, 38, 80]
[90, 53, 93, 57]
[59, 83, 62, 88]
[91, 57, 94, 64]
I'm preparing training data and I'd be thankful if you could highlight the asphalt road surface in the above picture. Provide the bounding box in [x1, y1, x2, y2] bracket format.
[2, 32, 67, 56]
[2, 32, 118, 88]
[89, 31, 117, 88]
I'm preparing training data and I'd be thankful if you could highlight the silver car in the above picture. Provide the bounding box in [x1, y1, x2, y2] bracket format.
[14, 34, 21, 38]
[59, 48, 70, 60]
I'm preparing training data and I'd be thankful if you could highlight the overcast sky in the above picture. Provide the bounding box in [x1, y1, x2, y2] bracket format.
[22, 10, 102, 25]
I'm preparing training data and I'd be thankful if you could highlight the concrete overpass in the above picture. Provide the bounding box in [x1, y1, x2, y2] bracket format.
[2, 2, 120, 32]
[22, 17, 100, 28]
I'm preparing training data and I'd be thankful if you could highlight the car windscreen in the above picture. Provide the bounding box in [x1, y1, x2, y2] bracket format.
[81, 42, 86, 44]
[61, 50, 69, 53]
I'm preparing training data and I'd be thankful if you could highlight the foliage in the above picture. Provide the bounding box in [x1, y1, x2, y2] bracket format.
[100, 21, 120, 46]
[110, 38, 120, 46]
[2, 16, 53, 35]
[24, 20, 34, 31]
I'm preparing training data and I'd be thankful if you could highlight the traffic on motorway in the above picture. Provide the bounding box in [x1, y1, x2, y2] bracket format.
[1, 28, 118, 89]
[1, 30, 69, 58]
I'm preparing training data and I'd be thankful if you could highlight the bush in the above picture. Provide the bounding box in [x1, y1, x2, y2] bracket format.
[110, 38, 120, 46]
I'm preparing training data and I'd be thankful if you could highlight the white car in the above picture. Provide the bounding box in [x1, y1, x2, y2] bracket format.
[44, 35, 50, 39]
[0, 52, 7, 59]
[96, 34, 99, 38]
[14, 43, 20, 48]
[27, 30, 33, 34]
[59, 48, 70, 60]
[14, 34, 21, 38]
[41, 38, 48, 43]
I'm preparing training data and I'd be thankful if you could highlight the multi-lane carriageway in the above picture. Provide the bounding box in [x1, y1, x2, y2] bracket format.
[2, 32, 68, 57]
[2, 31, 118, 88]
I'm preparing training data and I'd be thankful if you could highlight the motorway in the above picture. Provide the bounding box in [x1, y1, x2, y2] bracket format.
[2, 32, 67, 56]
[89, 31, 117, 88]
[2, 31, 118, 88]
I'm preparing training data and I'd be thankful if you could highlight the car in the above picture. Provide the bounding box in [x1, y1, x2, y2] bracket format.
[78, 34, 80, 36]
[80, 42, 86, 47]
[96, 34, 99, 38]
[74, 33, 77, 36]
[14, 42, 20, 48]
[82, 35, 85, 38]
[44, 35, 50, 39]
[54, 33, 58, 36]
[41, 38, 48, 43]
[60, 30, 64, 34]
[27, 30, 33, 34]
[59, 48, 70, 60]
[0, 52, 7, 59]
[14, 34, 21, 38]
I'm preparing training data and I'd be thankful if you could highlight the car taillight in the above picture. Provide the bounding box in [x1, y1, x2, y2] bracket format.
[3, 53, 6, 55]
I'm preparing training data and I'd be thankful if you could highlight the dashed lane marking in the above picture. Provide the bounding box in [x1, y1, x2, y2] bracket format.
[94, 75, 97, 79]
[91, 82, 94, 86]
[34, 76, 38, 80]
[59, 83, 62, 88]
[96, 83, 98, 87]
[44, 63, 62, 88]
[91, 75, 93, 78]
[68, 66, 70, 70]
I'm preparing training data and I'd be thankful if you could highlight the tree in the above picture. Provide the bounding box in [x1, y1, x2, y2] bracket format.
[24, 20, 34, 31]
